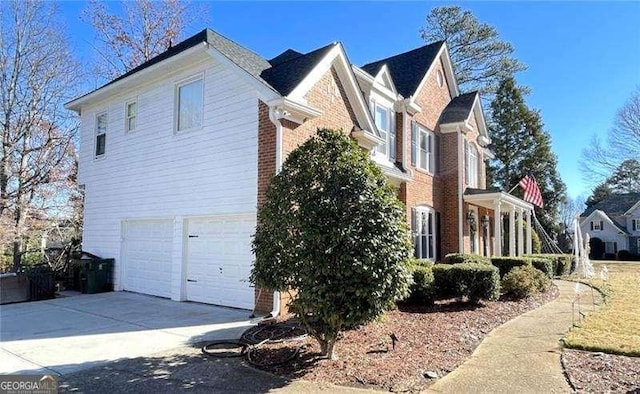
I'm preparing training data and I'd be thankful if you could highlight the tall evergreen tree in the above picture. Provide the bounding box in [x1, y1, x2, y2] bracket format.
[488, 78, 567, 236]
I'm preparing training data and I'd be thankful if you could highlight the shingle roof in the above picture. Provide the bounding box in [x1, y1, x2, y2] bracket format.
[580, 193, 640, 218]
[260, 43, 337, 96]
[440, 92, 478, 124]
[361, 41, 444, 98]
[269, 49, 303, 66]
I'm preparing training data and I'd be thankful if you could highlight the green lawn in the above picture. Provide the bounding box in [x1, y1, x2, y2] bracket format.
[563, 261, 640, 356]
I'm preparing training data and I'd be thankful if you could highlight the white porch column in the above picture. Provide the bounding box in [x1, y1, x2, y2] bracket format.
[526, 210, 533, 254]
[517, 208, 524, 256]
[493, 201, 502, 257]
[509, 206, 516, 257]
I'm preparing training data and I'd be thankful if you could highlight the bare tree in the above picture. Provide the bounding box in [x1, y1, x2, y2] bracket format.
[581, 87, 640, 184]
[83, 0, 208, 81]
[420, 6, 526, 97]
[0, 0, 81, 270]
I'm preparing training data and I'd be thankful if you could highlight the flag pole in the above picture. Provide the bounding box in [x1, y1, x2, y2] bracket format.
[507, 184, 519, 194]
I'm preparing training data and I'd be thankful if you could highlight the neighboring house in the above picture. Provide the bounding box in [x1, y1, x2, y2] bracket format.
[65, 29, 534, 314]
[579, 193, 640, 259]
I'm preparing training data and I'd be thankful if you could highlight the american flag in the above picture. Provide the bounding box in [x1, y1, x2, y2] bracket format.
[519, 175, 544, 208]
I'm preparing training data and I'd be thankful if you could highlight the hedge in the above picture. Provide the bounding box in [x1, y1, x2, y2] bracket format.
[432, 263, 500, 303]
[490, 257, 531, 278]
[444, 253, 491, 265]
[524, 254, 572, 276]
[405, 260, 435, 305]
[530, 258, 554, 279]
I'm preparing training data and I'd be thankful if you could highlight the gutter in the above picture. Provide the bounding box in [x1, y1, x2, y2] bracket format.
[266, 106, 284, 318]
[458, 130, 464, 252]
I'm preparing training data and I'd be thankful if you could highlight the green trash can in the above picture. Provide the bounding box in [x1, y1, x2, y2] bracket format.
[80, 258, 114, 294]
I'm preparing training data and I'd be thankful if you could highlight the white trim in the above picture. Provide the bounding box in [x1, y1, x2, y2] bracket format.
[124, 98, 138, 133]
[411, 42, 459, 104]
[174, 73, 205, 134]
[94, 111, 108, 159]
[581, 210, 627, 235]
[66, 45, 208, 112]
[414, 205, 437, 261]
[266, 97, 322, 125]
[464, 191, 534, 211]
[624, 200, 640, 216]
[287, 44, 378, 137]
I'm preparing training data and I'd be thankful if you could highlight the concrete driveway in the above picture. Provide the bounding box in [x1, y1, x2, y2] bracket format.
[0, 292, 255, 376]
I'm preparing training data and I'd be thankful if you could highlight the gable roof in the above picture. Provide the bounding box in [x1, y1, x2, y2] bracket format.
[440, 91, 478, 124]
[581, 193, 640, 218]
[260, 43, 337, 96]
[361, 41, 444, 98]
[581, 209, 629, 235]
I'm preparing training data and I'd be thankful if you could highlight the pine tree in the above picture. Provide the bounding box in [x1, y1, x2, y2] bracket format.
[488, 77, 567, 237]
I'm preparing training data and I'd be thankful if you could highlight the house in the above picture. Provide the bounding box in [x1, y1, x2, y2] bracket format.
[65, 28, 534, 314]
[579, 193, 640, 259]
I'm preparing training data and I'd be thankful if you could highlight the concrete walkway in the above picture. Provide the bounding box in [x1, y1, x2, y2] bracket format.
[427, 280, 602, 394]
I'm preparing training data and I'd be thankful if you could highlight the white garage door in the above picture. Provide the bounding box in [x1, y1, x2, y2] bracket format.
[186, 215, 255, 309]
[122, 220, 173, 298]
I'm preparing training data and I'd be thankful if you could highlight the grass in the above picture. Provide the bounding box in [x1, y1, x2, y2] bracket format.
[563, 261, 640, 356]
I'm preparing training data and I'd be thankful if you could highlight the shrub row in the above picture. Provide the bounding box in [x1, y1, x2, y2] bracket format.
[524, 254, 572, 276]
[443, 253, 491, 265]
[490, 257, 531, 278]
[403, 259, 500, 305]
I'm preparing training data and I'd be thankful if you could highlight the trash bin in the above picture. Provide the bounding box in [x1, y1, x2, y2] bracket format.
[79, 258, 114, 294]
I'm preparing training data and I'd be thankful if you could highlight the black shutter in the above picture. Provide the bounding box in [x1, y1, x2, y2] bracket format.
[434, 134, 441, 174]
[411, 121, 417, 167]
[436, 211, 442, 262]
[633, 220, 637, 231]
[600, 221, 604, 230]
[590, 222, 594, 231]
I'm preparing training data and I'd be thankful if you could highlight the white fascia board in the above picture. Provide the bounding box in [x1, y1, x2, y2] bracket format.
[205, 48, 280, 102]
[464, 191, 534, 211]
[66, 44, 208, 112]
[582, 210, 627, 234]
[624, 200, 640, 216]
[352, 128, 384, 150]
[289, 43, 378, 137]
[410, 42, 459, 106]
[374, 65, 398, 96]
[396, 98, 421, 115]
[470, 94, 490, 145]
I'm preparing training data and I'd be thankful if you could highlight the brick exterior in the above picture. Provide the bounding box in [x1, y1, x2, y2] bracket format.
[254, 52, 490, 315]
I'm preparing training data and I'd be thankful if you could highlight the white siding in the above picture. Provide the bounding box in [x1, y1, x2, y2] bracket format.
[77, 56, 260, 293]
[579, 211, 628, 253]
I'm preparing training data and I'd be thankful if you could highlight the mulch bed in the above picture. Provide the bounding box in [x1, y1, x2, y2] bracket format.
[248, 286, 559, 392]
[562, 349, 640, 393]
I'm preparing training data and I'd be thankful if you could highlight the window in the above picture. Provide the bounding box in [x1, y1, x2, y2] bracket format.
[95, 112, 107, 157]
[590, 221, 603, 231]
[632, 218, 640, 232]
[411, 122, 436, 173]
[176, 77, 203, 132]
[412, 206, 436, 260]
[372, 101, 395, 160]
[605, 241, 617, 254]
[436, 70, 444, 88]
[125, 100, 137, 132]
[465, 141, 479, 188]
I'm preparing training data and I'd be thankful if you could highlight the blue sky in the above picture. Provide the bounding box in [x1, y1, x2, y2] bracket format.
[58, 1, 640, 200]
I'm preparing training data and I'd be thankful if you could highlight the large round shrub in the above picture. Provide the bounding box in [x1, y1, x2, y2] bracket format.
[501, 265, 551, 299]
[251, 129, 412, 359]
[405, 259, 435, 305]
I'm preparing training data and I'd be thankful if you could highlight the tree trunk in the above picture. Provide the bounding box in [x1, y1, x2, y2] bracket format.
[12, 239, 21, 272]
[319, 337, 338, 360]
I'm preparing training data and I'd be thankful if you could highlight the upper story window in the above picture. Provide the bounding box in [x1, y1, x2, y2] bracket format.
[95, 112, 107, 158]
[412, 206, 437, 261]
[176, 76, 204, 132]
[632, 218, 640, 232]
[436, 70, 444, 88]
[411, 122, 436, 173]
[125, 100, 137, 132]
[590, 220, 603, 231]
[465, 141, 479, 188]
[372, 101, 395, 160]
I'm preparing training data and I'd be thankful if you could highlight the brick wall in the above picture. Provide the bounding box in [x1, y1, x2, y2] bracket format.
[254, 66, 358, 316]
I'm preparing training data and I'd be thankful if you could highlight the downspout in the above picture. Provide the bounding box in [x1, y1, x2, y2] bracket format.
[458, 129, 464, 252]
[267, 106, 283, 318]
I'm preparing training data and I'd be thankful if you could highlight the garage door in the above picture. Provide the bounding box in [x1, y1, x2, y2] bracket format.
[122, 220, 173, 298]
[186, 215, 255, 309]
